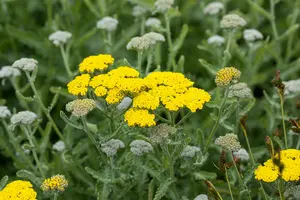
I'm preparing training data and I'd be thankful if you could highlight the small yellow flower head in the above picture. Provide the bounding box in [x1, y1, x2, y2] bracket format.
[94, 86, 108, 97]
[66, 99, 96, 117]
[215, 67, 241, 87]
[79, 54, 114, 73]
[105, 88, 125, 104]
[133, 91, 160, 110]
[108, 66, 139, 78]
[124, 108, 156, 127]
[67, 74, 90, 96]
[0, 180, 37, 200]
[255, 149, 300, 182]
[41, 174, 68, 193]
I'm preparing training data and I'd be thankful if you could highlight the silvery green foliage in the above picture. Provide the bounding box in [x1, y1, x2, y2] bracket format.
[220, 14, 246, 29]
[101, 139, 125, 157]
[12, 58, 38, 72]
[48, 30, 72, 46]
[283, 79, 300, 95]
[181, 145, 200, 158]
[127, 32, 165, 51]
[145, 18, 162, 29]
[21, 144, 30, 155]
[116, 97, 132, 111]
[228, 82, 253, 99]
[204, 2, 224, 15]
[233, 148, 250, 161]
[215, 133, 241, 151]
[0, 66, 21, 78]
[130, 140, 153, 156]
[149, 123, 176, 144]
[0, 106, 11, 119]
[207, 35, 225, 46]
[154, 0, 174, 13]
[96, 16, 119, 32]
[132, 5, 148, 17]
[194, 194, 209, 200]
[10, 111, 37, 126]
[284, 185, 300, 200]
[243, 29, 263, 42]
[143, 32, 165, 44]
[53, 141, 66, 152]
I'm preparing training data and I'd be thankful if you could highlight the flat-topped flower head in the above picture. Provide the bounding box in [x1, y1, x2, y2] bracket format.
[181, 145, 201, 158]
[49, 30, 72, 46]
[215, 67, 241, 87]
[12, 58, 38, 72]
[208, 35, 225, 46]
[79, 54, 114, 73]
[132, 5, 148, 17]
[145, 18, 162, 29]
[220, 14, 246, 29]
[96, 16, 118, 32]
[194, 194, 209, 200]
[0, 106, 11, 119]
[233, 148, 250, 161]
[283, 79, 300, 95]
[228, 82, 253, 99]
[10, 111, 38, 126]
[0, 66, 21, 78]
[101, 139, 125, 157]
[155, 0, 174, 13]
[133, 91, 160, 110]
[149, 123, 176, 144]
[0, 180, 37, 200]
[143, 32, 165, 44]
[53, 140, 66, 152]
[127, 36, 152, 51]
[130, 139, 153, 156]
[204, 2, 224, 15]
[67, 74, 91, 96]
[215, 133, 241, 151]
[66, 99, 96, 117]
[243, 29, 263, 42]
[125, 108, 156, 127]
[41, 174, 68, 193]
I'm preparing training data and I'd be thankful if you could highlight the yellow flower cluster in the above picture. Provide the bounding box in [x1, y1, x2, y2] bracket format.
[255, 149, 300, 182]
[67, 74, 90, 96]
[215, 67, 241, 87]
[124, 108, 156, 127]
[41, 174, 68, 192]
[79, 54, 114, 73]
[0, 180, 37, 200]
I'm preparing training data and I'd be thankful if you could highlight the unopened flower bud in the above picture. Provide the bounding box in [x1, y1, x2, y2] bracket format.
[12, 58, 38, 72]
[96, 16, 118, 32]
[130, 140, 153, 156]
[220, 14, 246, 29]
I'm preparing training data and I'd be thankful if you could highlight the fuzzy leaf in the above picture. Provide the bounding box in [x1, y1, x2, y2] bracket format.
[176, 55, 185, 73]
[39, 122, 52, 153]
[173, 24, 189, 53]
[16, 170, 43, 186]
[199, 59, 217, 75]
[60, 111, 83, 130]
[48, 87, 61, 112]
[0, 175, 8, 190]
[193, 171, 217, 180]
[153, 178, 174, 200]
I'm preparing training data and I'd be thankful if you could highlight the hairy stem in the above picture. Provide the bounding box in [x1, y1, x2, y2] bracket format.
[279, 93, 287, 149]
[60, 45, 72, 78]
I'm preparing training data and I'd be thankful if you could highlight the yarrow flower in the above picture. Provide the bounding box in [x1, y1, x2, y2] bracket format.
[149, 123, 176, 144]
[233, 148, 250, 161]
[66, 99, 96, 117]
[67, 74, 91, 96]
[228, 82, 253, 99]
[12, 58, 38, 72]
[207, 35, 225, 46]
[283, 79, 300, 95]
[96, 16, 118, 32]
[48, 30, 72, 46]
[0, 180, 37, 200]
[220, 14, 246, 29]
[181, 145, 201, 158]
[127, 32, 165, 51]
[0, 106, 11, 118]
[41, 174, 68, 193]
[215, 67, 241, 87]
[125, 108, 156, 127]
[10, 111, 38, 126]
[243, 29, 263, 42]
[130, 140, 153, 156]
[101, 139, 125, 157]
[215, 133, 241, 151]
[145, 18, 162, 29]
[132, 5, 148, 17]
[0, 66, 21, 78]
[79, 54, 114, 73]
[53, 140, 66, 152]
[194, 194, 209, 200]
[255, 149, 300, 182]
[154, 0, 174, 13]
[143, 32, 165, 44]
[204, 2, 224, 15]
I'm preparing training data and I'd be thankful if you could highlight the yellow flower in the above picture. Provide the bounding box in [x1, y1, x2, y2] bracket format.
[133, 91, 160, 110]
[108, 66, 139, 78]
[67, 74, 90, 96]
[0, 180, 37, 200]
[124, 108, 156, 127]
[183, 87, 212, 112]
[41, 174, 68, 192]
[254, 149, 300, 182]
[105, 88, 125, 104]
[79, 54, 114, 73]
[116, 78, 146, 93]
[215, 67, 241, 87]
[94, 86, 108, 97]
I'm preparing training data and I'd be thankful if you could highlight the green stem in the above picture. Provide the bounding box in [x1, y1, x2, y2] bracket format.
[285, 5, 299, 63]
[141, 15, 146, 35]
[60, 45, 72, 78]
[53, 193, 58, 200]
[225, 167, 234, 200]
[204, 87, 229, 154]
[137, 51, 143, 73]
[153, 112, 171, 124]
[222, 31, 234, 68]
[279, 93, 287, 149]
[277, 179, 285, 200]
[240, 122, 255, 166]
[235, 99, 240, 137]
[23, 126, 45, 178]
[259, 182, 269, 200]
[25, 71, 64, 141]
[164, 13, 176, 71]
[145, 48, 154, 75]
[46, 0, 53, 29]
[106, 31, 112, 53]
[175, 112, 192, 127]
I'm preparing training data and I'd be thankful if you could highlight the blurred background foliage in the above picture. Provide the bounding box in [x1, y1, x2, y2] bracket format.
[0, 0, 300, 199]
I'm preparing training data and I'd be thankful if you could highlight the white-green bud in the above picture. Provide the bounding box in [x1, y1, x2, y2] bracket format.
[53, 141, 66, 152]
[143, 32, 165, 44]
[220, 14, 246, 29]
[66, 99, 96, 117]
[215, 133, 241, 151]
[154, 0, 174, 13]
[96, 16, 118, 32]
[243, 29, 263, 42]
[233, 148, 249, 161]
[0, 106, 11, 119]
[12, 58, 38, 72]
[132, 5, 148, 17]
[228, 82, 253, 99]
[0, 66, 21, 78]
[204, 2, 224, 15]
[10, 111, 38, 126]
[130, 140, 153, 156]
[126, 36, 151, 51]
[145, 18, 162, 29]
[194, 194, 209, 200]
[49, 30, 72, 46]
[208, 35, 225, 46]
[181, 145, 201, 158]
[101, 139, 125, 157]
[283, 79, 300, 95]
